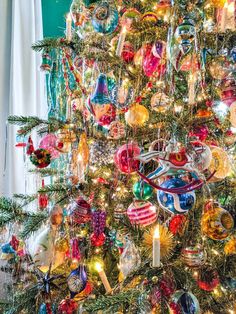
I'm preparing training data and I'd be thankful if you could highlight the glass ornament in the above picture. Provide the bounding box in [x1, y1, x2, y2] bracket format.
[169, 290, 200, 314]
[210, 0, 227, 8]
[209, 146, 231, 179]
[209, 56, 231, 80]
[40, 52, 51, 72]
[67, 265, 87, 298]
[196, 265, 219, 291]
[109, 121, 125, 139]
[154, 0, 171, 21]
[83, 0, 99, 7]
[90, 73, 112, 105]
[219, 77, 236, 106]
[191, 141, 212, 171]
[125, 104, 149, 127]
[230, 101, 236, 127]
[97, 104, 116, 126]
[224, 237, 236, 255]
[152, 41, 166, 59]
[133, 181, 154, 200]
[230, 47, 236, 62]
[121, 41, 135, 63]
[201, 203, 234, 240]
[127, 200, 157, 227]
[181, 244, 205, 267]
[157, 178, 196, 214]
[189, 125, 209, 141]
[114, 204, 126, 222]
[111, 80, 134, 109]
[143, 44, 160, 77]
[141, 12, 158, 24]
[114, 142, 140, 174]
[50, 205, 63, 227]
[179, 53, 199, 72]
[119, 239, 141, 278]
[134, 45, 146, 67]
[30, 148, 51, 168]
[92, 1, 118, 34]
[169, 214, 188, 236]
[38, 303, 56, 314]
[151, 92, 171, 112]
[68, 198, 91, 225]
[89, 140, 116, 166]
[174, 18, 195, 54]
[26, 136, 34, 155]
[39, 134, 60, 160]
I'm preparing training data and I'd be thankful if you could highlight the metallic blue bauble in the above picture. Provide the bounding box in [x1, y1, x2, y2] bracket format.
[92, 2, 118, 34]
[157, 178, 196, 214]
[170, 290, 200, 314]
[90, 73, 112, 105]
[1, 243, 15, 254]
[67, 265, 87, 298]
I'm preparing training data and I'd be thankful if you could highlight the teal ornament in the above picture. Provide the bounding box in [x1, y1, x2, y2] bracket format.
[90, 73, 112, 105]
[133, 181, 153, 200]
[175, 18, 195, 54]
[107, 76, 116, 93]
[1, 243, 15, 254]
[83, 0, 99, 7]
[170, 290, 200, 314]
[92, 1, 118, 34]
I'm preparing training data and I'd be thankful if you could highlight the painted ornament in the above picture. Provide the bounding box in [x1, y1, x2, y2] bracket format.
[67, 265, 87, 298]
[157, 178, 196, 214]
[133, 181, 154, 200]
[169, 290, 200, 314]
[125, 104, 149, 127]
[209, 146, 231, 180]
[114, 142, 140, 174]
[92, 1, 118, 34]
[181, 244, 205, 267]
[109, 121, 125, 139]
[127, 200, 157, 227]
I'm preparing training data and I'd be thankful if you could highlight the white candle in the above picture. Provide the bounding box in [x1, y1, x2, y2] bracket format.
[95, 263, 112, 293]
[116, 26, 127, 57]
[153, 225, 161, 267]
[66, 13, 72, 41]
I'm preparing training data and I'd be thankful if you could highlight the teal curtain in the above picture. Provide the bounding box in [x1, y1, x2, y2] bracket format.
[42, 0, 71, 37]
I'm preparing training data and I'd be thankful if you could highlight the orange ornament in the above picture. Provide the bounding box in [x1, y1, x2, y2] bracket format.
[50, 205, 63, 227]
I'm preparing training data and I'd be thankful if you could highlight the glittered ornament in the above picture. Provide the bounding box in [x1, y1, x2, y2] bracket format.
[133, 181, 153, 200]
[68, 198, 91, 225]
[30, 148, 51, 168]
[114, 142, 140, 174]
[39, 134, 60, 159]
[143, 225, 174, 260]
[181, 244, 205, 267]
[67, 265, 87, 298]
[90, 210, 106, 246]
[125, 104, 149, 127]
[50, 205, 63, 227]
[127, 200, 157, 227]
[58, 298, 78, 314]
[90, 140, 116, 166]
[157, 178, 196, 214]
[209, 146, 231, 180]
[119, 239, 141, 278]
[169, 290, 200, 314]
[201, 202, 234, 240]
[92, 1, 118, 34]
[90, 73, 112, 105]
[151, 92, 171, 112]
[224, 237, 236, 255]
[196, 265, 219, 291]
[109, 121, 125, 139]
[169, 214, 188, 236]
[121, 42, 135, 63]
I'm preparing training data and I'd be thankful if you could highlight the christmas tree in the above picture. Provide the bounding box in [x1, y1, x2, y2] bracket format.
[1, 0, 236, 313]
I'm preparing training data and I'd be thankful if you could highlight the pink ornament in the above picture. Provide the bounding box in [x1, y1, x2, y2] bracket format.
[39, 134, 60, 159]
[189, 125, 209, 141]
[127, 200, 157, 227]
[143, 44, 160, 77]
[114, 142, 141, 174]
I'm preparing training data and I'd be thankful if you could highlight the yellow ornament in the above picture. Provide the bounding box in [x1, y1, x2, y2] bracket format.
[210, 0, 226, 8]
[224, 237, 236, 255]
[209, 146, 231, 180]
[125, 104, 149, 127]
[201, 203, 234, 240]
[143, 225, 174, 260]
[55, 238, 69, 253]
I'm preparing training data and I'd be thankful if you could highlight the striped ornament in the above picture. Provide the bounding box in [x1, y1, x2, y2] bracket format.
[127, 201, 157, 227]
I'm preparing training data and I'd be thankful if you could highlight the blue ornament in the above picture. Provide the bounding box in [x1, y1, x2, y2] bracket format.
[170, 290, 200, 314]
[1, 243, 15, 254]
[157, 178, 196, 214]
[67, 265, 87, 298]
[222, 277, 236, 290]
[92, 1, 118, 34]
[90, 73, 112, 105]
[230, 47, 236, 62]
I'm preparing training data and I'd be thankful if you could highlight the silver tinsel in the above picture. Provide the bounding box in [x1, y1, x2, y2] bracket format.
[89, 140, 116, 166]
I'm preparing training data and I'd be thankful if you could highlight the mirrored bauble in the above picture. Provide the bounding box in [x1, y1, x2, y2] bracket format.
[133, 181, 154, 200]
[92, 1, 118, 34]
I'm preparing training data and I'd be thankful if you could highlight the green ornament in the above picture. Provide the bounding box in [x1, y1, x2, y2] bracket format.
[133, 181, 153, 200]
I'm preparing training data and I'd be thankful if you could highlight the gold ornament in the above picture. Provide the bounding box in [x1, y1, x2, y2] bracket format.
[57, 125, 77, 153]
[55, 238, 69, 253]
[210, 0, 226, 8]
[201, 203, 234, 240]
[143, 225, 174, 260]
[209, 146, 231, 180]
[125, 104, 149, 127]
[224, 237, 236, 255]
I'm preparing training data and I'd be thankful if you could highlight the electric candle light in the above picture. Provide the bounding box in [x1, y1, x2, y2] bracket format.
[66, 13, 72, 41]
[153, 225, 161, 267]
[95, 262, 112, 293]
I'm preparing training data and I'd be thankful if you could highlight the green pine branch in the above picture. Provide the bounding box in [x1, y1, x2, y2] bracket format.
[20, 212, 48, 239]
[32, 37, 75, 52]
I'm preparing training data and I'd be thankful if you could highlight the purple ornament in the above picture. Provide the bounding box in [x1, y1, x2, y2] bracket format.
[90, 74, 112, 105]
[152, 41, 165, 59]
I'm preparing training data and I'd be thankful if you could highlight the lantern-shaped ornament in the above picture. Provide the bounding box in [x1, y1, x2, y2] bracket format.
[157, 178, 196, 214]
[90, 73, 112, 106]
[201, 202, 234, 240]
[92, 1, 118, 34]
[114, 142, 141, 174]
[125, 104, 149, 127]
[181, 244, 205, 267]
[127, 200, 157, 227]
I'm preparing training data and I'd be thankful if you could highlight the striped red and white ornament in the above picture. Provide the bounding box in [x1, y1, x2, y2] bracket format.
[127, 201, 157, 227]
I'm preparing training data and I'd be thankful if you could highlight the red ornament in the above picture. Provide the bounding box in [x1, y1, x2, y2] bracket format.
[114, 142, 141, 174]
[90, 232, 106, 246]
[168, 152, 188, 167]
[196, 266, 219, 291]
[26, 136, 34, 155]
[58, 298, 78, 314]
[68, 198, 91, 225]
[189, 125, 209, 141]
[10, 235, 19, 251]
[71, 238, 81, 260]
[38, 180, 48, 210]
[121, 42, 135, 63]
[169, 214, 188, 236]
[169, 302, 181, 314]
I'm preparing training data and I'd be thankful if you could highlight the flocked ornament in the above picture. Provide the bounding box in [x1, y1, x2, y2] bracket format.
[209, 146, 231, 180]
[201, 201, 234, 240]
[125, 104, 149, 127]
[109, 121, 125, 139]
[196, 265, 220, 291]
[127, 200, 157, 227]
[67, 265, 87, 298]
[68, 198, 91, 225]
[151, 92, 171, 112]
[119, 239, 141, 279]
[133, 181, 153, 200]
[114, 142, 140, 174]
[58, 298, 78, 314]
[92, 1, 118, 34]
[181, 244, 205, 267]
[90, 73, 112, 105]
[30, 148, 51, 168]
[157, 178, 196, 214]
[169, 290, 200, 314]
[39, 134, 60, 159]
